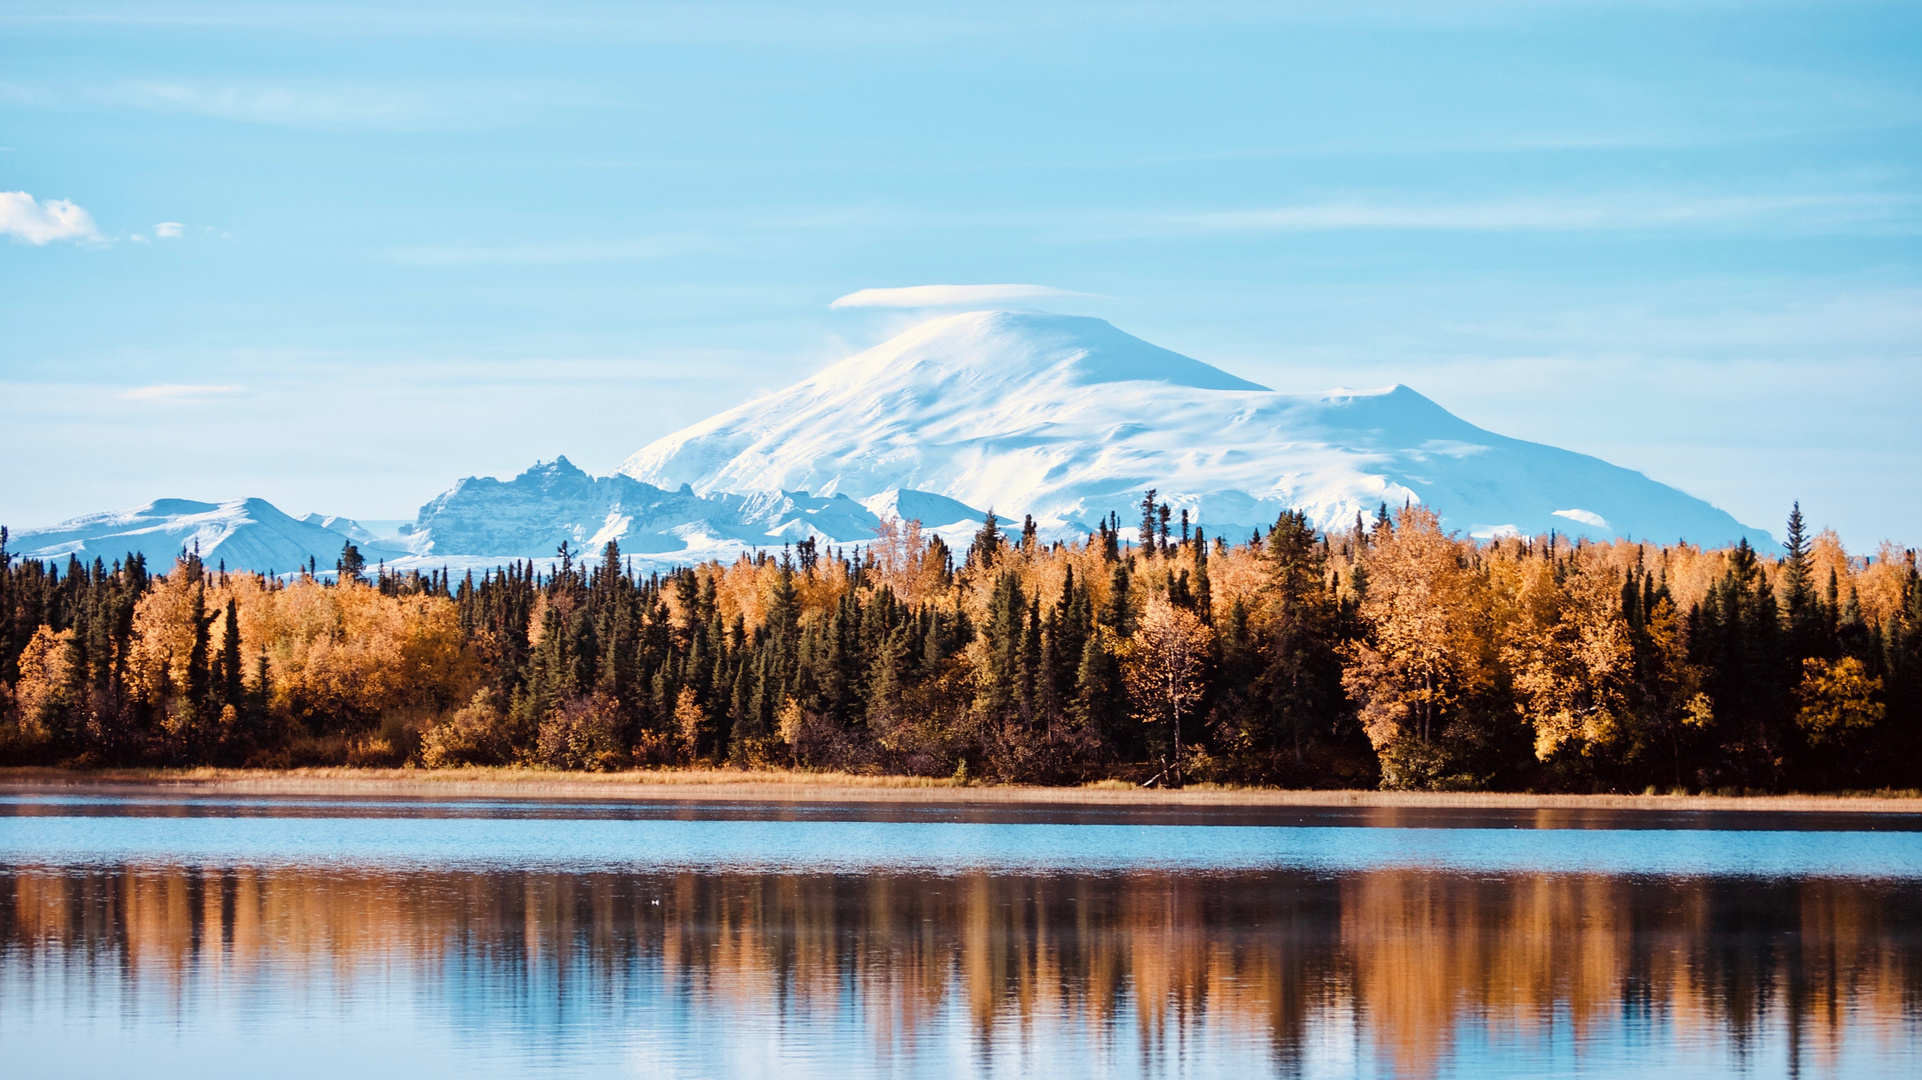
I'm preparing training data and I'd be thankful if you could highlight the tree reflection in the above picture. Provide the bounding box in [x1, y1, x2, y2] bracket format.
[3, 866, 1918, 1076]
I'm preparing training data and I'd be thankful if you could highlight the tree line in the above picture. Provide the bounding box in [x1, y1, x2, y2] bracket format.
[2, 497, 1918, 792]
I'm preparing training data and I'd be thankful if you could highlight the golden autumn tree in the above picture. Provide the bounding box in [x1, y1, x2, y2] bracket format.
[242, 576, 475, 732]
[1794, 657, 1882, 746]
[11, 625, 80, 746]
[868, 515, 950, 607]
[1122, 598, 1214, 785]
[1341, 507, 1498, 789]
[128, 560, 219, 750]
[1498, 553, 1632, 764]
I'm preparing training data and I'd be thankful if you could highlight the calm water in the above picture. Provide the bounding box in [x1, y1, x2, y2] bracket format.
[3, 791, 1919, 1078]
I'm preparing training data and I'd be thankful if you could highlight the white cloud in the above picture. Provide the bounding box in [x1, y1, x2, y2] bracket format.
[153, 221, 184, 239]
[1553, 509, 1609, 529]
[0, 191, 102, 244]
[117, 384, 245, 402]
[829, 283, 1097, 309]
[1163, 193, 1919, 234]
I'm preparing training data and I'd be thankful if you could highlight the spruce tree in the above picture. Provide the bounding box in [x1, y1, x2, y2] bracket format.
[971, 509, 1004, 569]
[220, 596, 243, 708]
[1256, 510, 1342, 766]
[1102, 562, 1135, 637]
[1071, 630, 1125, 752]
[1782, 502, 1824, 660]
[981, 571, 1026, 722]
[336, 542, 365, 584]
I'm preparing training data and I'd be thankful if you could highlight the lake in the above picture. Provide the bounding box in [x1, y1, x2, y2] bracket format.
[3, 790, 1919, 1078]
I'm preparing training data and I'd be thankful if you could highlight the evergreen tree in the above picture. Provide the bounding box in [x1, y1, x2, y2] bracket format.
[1071, 628, 1125, 752]
[1254, 510, 1344, 766]
[980, 571, 1027, 722]
[970, 509, 1004, 569]
[1689, 539, 1791, 787]
[336, 542, 365, 584]
[1781, 502, 1825, 660]
[219, 596, 243, 709]
[1102, 561, 1135, 637]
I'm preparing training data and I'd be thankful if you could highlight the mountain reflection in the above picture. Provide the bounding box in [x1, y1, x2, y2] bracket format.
[4, 865, 1919, 1077]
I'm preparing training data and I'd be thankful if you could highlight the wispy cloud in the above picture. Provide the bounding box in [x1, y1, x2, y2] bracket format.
[830, 283, 1099, 309]
[117, 384, 245, 402]
[1161, 193, 1920, 234]
[1, 191, 102, 244]
[153, 221, 184, 239]
[86, 79, 517, 131]
[387, 239, 671, 266]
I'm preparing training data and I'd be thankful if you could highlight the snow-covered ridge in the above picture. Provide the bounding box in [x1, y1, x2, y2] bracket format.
[621, 310, 1772, 548]
[8, 465, 989, 575]
[407, 457, 986, 565]
[7, 498, 405, 574]
[8, 309, 1772, 574]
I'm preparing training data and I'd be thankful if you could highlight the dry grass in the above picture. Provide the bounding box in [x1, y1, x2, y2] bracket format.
[2, 766, 1918, 814]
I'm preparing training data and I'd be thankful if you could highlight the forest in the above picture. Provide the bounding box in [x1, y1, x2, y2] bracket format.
[1, 496, 1917, 793]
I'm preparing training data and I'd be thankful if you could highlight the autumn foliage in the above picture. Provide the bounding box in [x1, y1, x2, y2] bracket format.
[2, 499, 1918, 791]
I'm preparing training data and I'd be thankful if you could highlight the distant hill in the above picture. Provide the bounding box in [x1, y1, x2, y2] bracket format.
[7, 498, 390, 574]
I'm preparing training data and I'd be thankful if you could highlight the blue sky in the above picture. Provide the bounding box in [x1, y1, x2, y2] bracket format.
[3, 0, 1918, 547]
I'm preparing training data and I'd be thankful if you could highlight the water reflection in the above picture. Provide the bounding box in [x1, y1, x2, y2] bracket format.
[5, 856, 1920, 1077]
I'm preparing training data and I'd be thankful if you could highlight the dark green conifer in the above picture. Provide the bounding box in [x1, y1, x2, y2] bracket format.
[1102, 562, 1134, 637]
[970, 509, 1004, 569]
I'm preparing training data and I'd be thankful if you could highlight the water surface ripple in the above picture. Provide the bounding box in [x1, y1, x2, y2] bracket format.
[3, 792, 1918, 1079]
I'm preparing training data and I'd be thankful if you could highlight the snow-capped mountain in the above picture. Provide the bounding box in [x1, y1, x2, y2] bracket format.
[9, 310, 1773, 575]
[298, 512, 386, 546]
[622, 310, 1771, 546]
[4, 466, 992, 575]
[7, 498, 396, 573]
[405, 457, 985, 563]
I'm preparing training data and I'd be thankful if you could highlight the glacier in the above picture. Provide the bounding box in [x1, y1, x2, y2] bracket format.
[7, 309, 1772, 574]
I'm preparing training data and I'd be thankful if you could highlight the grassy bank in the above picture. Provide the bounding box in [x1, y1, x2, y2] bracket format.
[4, 767, 1919, 814]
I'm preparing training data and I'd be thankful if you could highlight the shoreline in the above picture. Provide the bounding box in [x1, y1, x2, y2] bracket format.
[4, 767, 1920, 815]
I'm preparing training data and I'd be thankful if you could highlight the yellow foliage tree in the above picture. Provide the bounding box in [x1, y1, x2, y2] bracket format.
[128, 565, 215, 742]
[1342, 507, 1494, 751]
[240, 577, 474, 730]
[1795, 657, 1883, 746]
[1499, 556, 1632, 762]
[13, 625, 79, 743]
[1121, 598, 1214, 784]
[868, 516, 949, 607]
[673, 685, 705, 764]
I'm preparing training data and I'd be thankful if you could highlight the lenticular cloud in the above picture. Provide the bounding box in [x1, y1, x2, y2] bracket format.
[829, 284, 1092, 309]
[0, 191, 102, 245]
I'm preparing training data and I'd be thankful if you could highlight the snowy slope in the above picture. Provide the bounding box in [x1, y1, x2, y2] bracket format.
[5, 466, 988, 575]
[11, 311, 1769, 575]
[9, 498, 386, 573]
[298, 513, 385, 546]
[622, 311, 1771, 546]
[405, 457, 987, 562]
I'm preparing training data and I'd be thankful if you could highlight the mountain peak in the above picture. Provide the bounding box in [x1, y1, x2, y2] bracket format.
[619, 310, 1769, 548]
[815, 310, 1271, 394]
